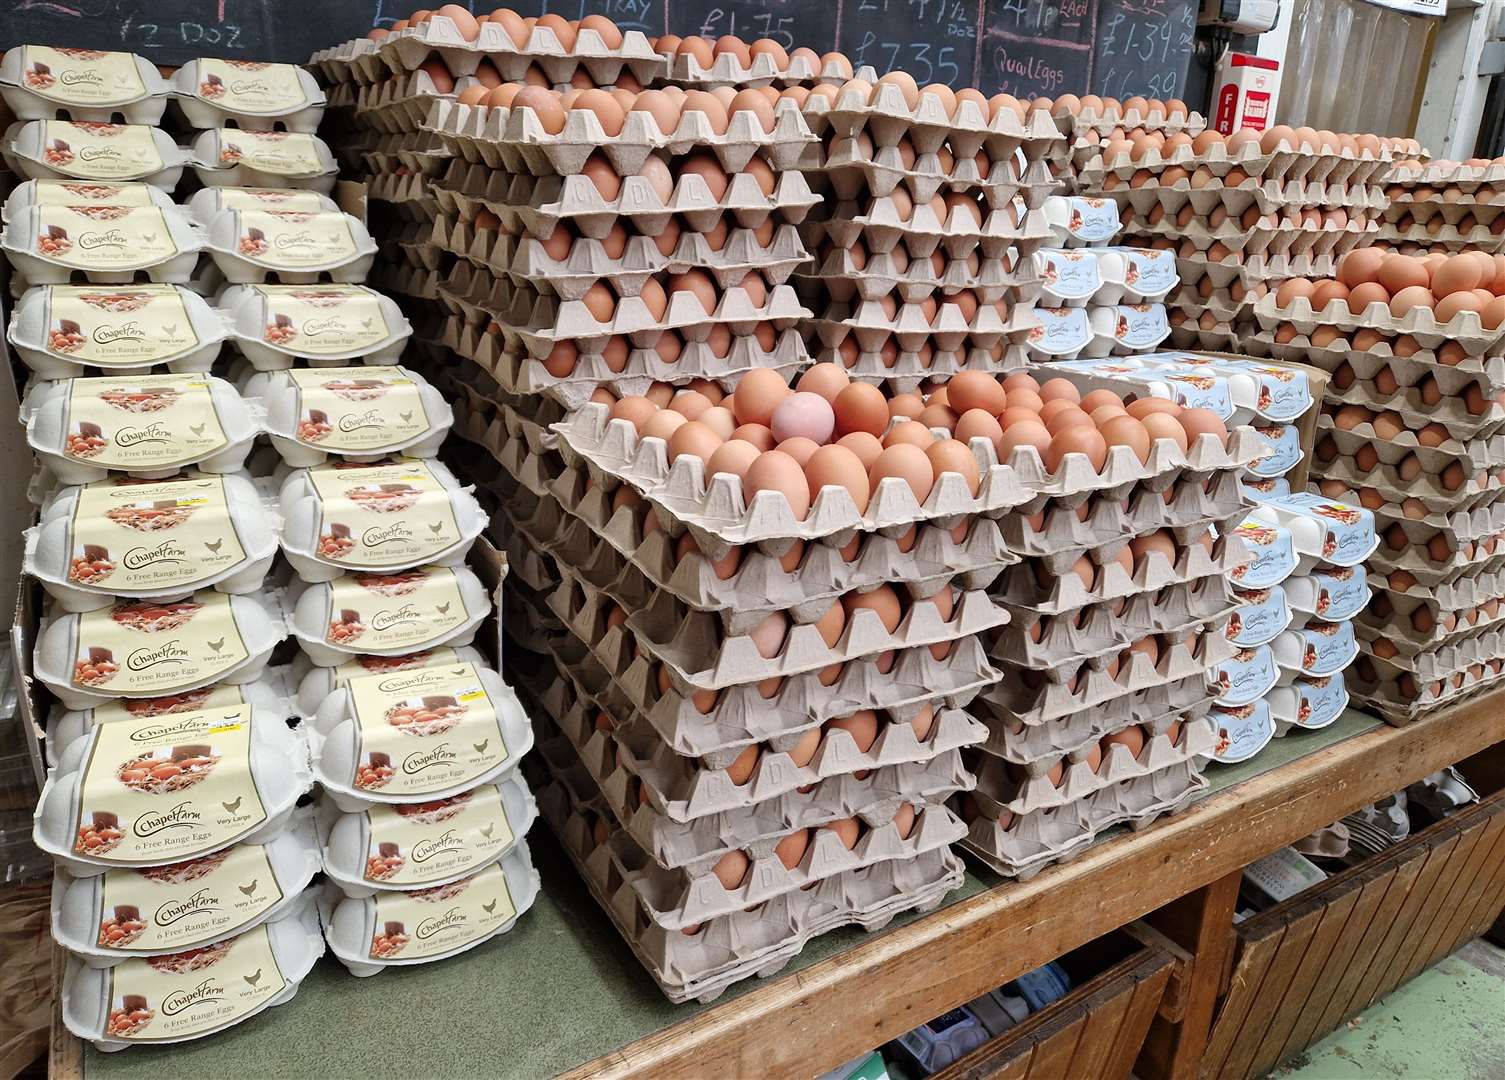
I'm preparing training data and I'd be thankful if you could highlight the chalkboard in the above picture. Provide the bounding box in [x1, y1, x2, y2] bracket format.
[0, 0, 1195, 101]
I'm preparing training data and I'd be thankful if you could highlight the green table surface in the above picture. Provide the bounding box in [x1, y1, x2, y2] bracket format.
[81, 711, 1380, 1080]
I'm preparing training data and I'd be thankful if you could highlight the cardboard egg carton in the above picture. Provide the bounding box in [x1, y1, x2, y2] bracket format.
[425, 96, 814, 177]
[371, 14, 666, 82]
[1032, 246, 1181, 307]
[1083, 137, 1394, 189]
[1251, 291, 1505, 354]
[1022, 302, 1175, 360]
[1318, 413, 1505, 474]
[984, 629, 1228, 726]
[1358, 594, 1505, 657]
[1102, 173, 1388, 218]
[803, 196, 1053, 261]
[354, 70, 463, 134]
[3, 121, 188, 189]
[958, 756, 1207, 880]
[1354, 621, 1505, 679]
[1348, 655, 1505, 726]
[658, 50, 870, 90]
[1, 205, 203, 286]
[813, 133, 1058, 208]
[1381, 195, 1505, 226]
[803, 84, 1063, 163]
[307, 37, 378, 84]
[1372, 219, 1505, 254]
[804, 339, 1030, 393]
[807, 243, 1026, 305]
[1313, 449, 1505, 517]
[535, 775, 965, 1003]
[0, 48, 170, 124]
[803, 293, 1030, 355]
[993, 576, 1236, 668]
[1268, 670, 1350, 733]
[1322, 376, 1505, 440]
[971, 692, 1205, 764]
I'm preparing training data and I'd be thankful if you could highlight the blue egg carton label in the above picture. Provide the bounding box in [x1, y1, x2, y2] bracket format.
[1292, 673, 1347, 729]
[1229, 520, 1298, 589]
[1262, 492, 1376, 568]
[1037, 249, 1100, 301]
[1214, 643, 1279, 706]
[1229, 584, 1291, 648]
[1248, 423, 1304, 477]
[1062, 197, 1119, 243]
[1109, 304, 1171, 349]
[1211, 699, 1275, 763]
[1284, 621, 1358, 677]
[1027, 306, 1092, 355]
[1300, 565, 1369, 622]
[1242, 476, 1290, 500]
[1108, 247, 1179, 296]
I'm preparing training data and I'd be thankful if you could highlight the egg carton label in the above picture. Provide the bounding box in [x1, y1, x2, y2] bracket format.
[252, 286, 390, 355]
[307, 461, 463, 568]
[1292, 621, 1357, 676]
[212, 188, 328, 213]
[68, 474, 247, 594]
[1214, 644, 1278, 706]
[287, 367, 430, 452]
[88, 682, 255, 726]
[215, 131, 321, 176]
[362, 784, 514, 887]
[347, 663, 510, 797]
[1111, 304, 1170, 348]
[1062, 197, 1119, 243]
[103, 924, 286, 1042]
[233, 211, 355, 269]
[1266, 492, 1376, 566]
[1249, 423, 1303, 477]
[1229, 585, 1288, 648]
[1305, 566, 1367, 622]
[368, 863, 515, 961]
[32, 206, 178, 270]
[60, 374, 228, 470]
[1038, 250, 1100, 300]
[323, 647, 464, 696]
[1118, 248, 1178, 295]
[29, 180, 156, 208]
[69, 705, 267, 865]
[193, 60, 305, 115]
[322, 567, 468, 653]
[1228, 521, 1297, 589]
[1293, 674, 1346, 728]
[1026, 306, 1092, 354]
[41, 121, 163, 179]
[70, 594, 251, 696]
[1156, 368, 1236, 415]
[19, 48, 146, 107]
[45, 286, 199, 366]
[1211, 699, 1274, 763]
[97, 842, 283, 952]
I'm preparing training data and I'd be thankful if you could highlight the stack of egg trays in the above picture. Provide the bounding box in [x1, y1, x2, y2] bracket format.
[1377, 159, 1505, 254]
[515, 419, 1003, 1001]
[1040, 101, 1207, 195]
[959, 381, 1270, 880]
[1214, 494, 1375, 762]
[791, 81, 1063, 389]
[1079, 133, 1393, 350]
[420, 91, 820, 408]
[1023, 195, 1179, 362]
[1245, 287, 1505, 721]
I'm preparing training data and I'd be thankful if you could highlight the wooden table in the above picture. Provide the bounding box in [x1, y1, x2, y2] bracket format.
[54, 695, 1505, 1080]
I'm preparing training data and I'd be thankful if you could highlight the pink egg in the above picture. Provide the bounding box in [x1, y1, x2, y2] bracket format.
[769, 391, 836, 445]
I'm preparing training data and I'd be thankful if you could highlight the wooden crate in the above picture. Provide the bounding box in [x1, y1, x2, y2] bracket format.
[1201, 787, 1505, 1080]
[930, 928, 1174, 1080]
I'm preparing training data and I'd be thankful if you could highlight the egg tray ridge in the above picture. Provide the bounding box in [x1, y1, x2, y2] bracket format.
[800, 198, 1055, 261]
[1317, 413, 1505, 474]
[1250, 292, 1505, 355]
[970, 692, 1210, 766]
[1352, 621, 1505, 681]
[1101, 175, 1389, 217]
[799, 84, 1063, 162]
[805, 243, 1033, 305]
[1373, 220, 1505, 255]
[1081, 139, 1395, 188]
[1380, 196, 1505, 227]
[1312, 450, 1505, 518]
[810, 134, 1059, 208]
[1346, 658, 1505, 726]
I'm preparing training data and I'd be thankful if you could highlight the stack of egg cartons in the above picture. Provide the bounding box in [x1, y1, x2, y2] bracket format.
[794, 75, 1059, 392]
[1038, 94, 1204, 195]
[953, 359, 1268, 878]
[1377, 154, 1505, 255]
[1085, 126, 1394, 355]
[1246, 248, 1505, 723]
[2, 46, 323, 1051]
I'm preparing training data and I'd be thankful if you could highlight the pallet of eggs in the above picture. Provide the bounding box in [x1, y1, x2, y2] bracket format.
[792, 73, 1062, 391]
[1245, 247, 1505, 722]
[1377, 155, 1505, 255]
[1080, 125, 1400, 353]
[530, 362, 1034, 1002]
[951, 360, 1269, 879]
[1035, 93, 1205, 195]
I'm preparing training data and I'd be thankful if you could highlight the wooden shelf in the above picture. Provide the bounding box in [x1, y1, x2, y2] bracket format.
[61, 695, 1505, 1080]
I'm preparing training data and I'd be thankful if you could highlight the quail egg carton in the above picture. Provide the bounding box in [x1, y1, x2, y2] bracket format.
[7, 283, 226, 378]
[0, 48, 171, 123]
[1372, 218, 1505, 254]
[1250, 290, 1505, 355]
[199, 209, 378, 285]
[374, 15, 667, 85]
[0, 205, 204, 286]
[1311, 448, 1505, 518]
[802, 196, 1054, 262]
[1359, 583, 1505, 654]
[1353, 620, 1505, 680]
[956, 756, 1207, 881]
[805, 243, 1031, 305]
[1082, 137, 1395, 189]
[169, 60, 327, 133]
[805, 84, 1063, 164]
[983, 627, 1227, 727]
[1100, 172, 1389, 217]
[535, 776, 965, 1005]
[993, 575, 1236, 669]
[3, 121, 189, 188]
[811, 134, 1058, 209]
[1318, 412, 1505, 474]
[426, 95, 814, 177]
[1347, 656, 1505, 725]
[189, 129, 339, 193]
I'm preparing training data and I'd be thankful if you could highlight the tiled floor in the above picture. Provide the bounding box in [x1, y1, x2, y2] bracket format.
[1266, 938, 1505, 1080]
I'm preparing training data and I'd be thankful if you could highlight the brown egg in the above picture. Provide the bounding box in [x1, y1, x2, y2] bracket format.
[773, 828, 809, 871]
[998, 420, 1052, 462]
[730, 368, 790, 426]
[1045, 425, 1107, 473]
[728, 88, 775, 133]
[946, 371, 1007, 417]
[711, 849, 750, 889]
[1433, 256, 1484, 297]
[869, 444, 935, 503]
[955, 409, 1005, 453]
[1125, 397, 1181, 420]
[823, 816, 862, 850]
[1390, 286, 1435, 316]
[834, 383, 890, 438]
[1141, 411, 1189, 452]
[1179, 408, 1228, 448]
[630, 89, 683, 135]
[1039, 378, 1082, 405]
[1378, 254, 1431, 293]
[745, 450, 811, 519]
[1436, 291, 1485, 323]
[834, 432, 883, 470]
[795, 362, 850, 404]
[926, 439, 981, 495]
[667, 420, 723, 464]
[1100, 415, 1151, 462]
[805, 445, 871, 512]
[1103, 725, 1148, 759]
[535, 12, 576, 48]
[775, 437, 820, 468]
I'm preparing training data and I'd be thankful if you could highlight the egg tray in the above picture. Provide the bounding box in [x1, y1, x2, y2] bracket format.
[359, 132, 450, 178]
[1311, 449, 1505, 518]
[1170, 248, 1335, 291]
[425, 96, 814, 178]
[992, 577, 1237, 670]
[657, 50, 873, 90]
[1346, 657, 1505, 726]
[534, 776, 965, 1005]
[1317, 413, 1505, 474]
[2, 122, 188, 190]
[970, 689, 1206, 766]
[1083, 139, 1395, 189]
[1358, 570, 1505, 639]
[1101, 174, 1389, 219]
[1372, 220, 1505, 254]
[802, 293, 1032, 354]
[374, 17, 668, 85]
[1051, 104, 1207, 138]
[1129, 214, 1376, 263]
[807, 244, 1031, 305]
[1250, 292, 1505, 355]
[1165, 284, 1247, 325]
[1314, 476, 1505, 543]
[367, 171, 440, 218]
[957, 756, 1207, 881]
[801, 197, 1055, 262]
[812, 133, 1058, 208]
[352, 70, 458, 134]
[428, 159, 821, 240]
[1360, 528, 1505, 590]
[1352, 621, 1505, 680]
[801, 84, 1063, 163]
[1321, 376, 1505, 442]
[0, 207, 204, 287]
[480, 416, 566, 501]
[804, 340, 1031, 393]
[1245, 331, 1505, 398]
[1385, 159, 1505, 187]
[1380, 196, 1505, 227]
